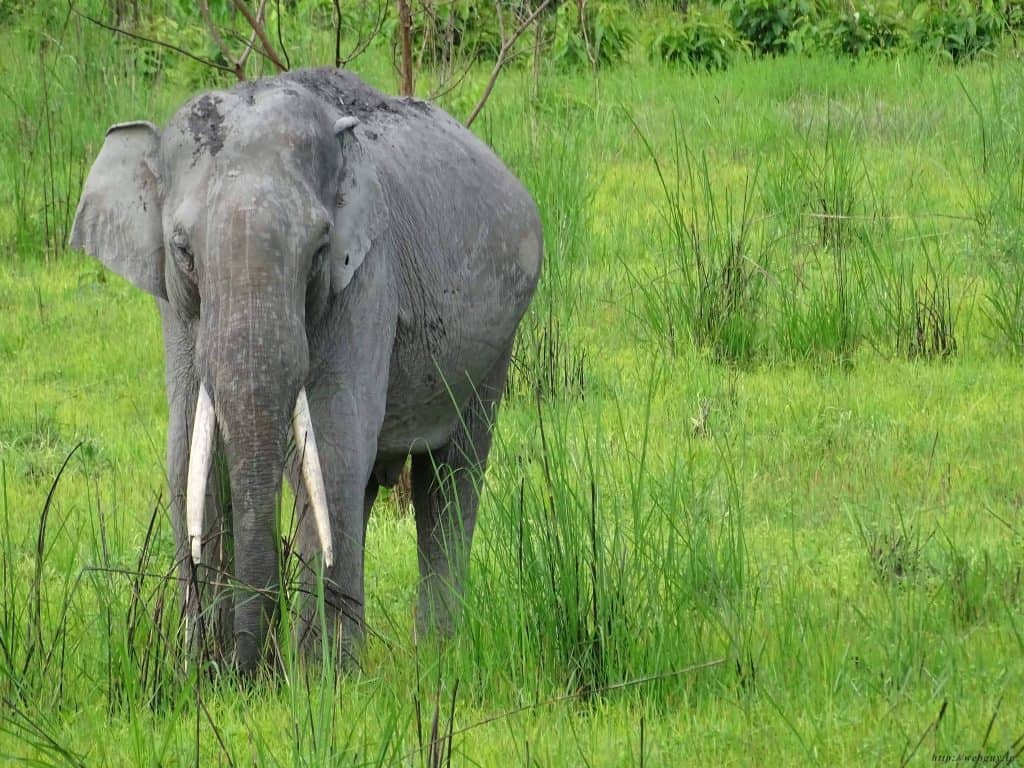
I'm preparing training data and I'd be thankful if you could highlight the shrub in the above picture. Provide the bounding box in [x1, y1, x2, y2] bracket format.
[728, 0, 818, 56]
[399, 0, 505, 66]
[628, 118, 768, 363]
[552, 0, 636, 68]
[910, 0, 1005, 62]
[505, 307, 587, 402]
[1003, 0, 1024, 30]
[816, 2, 910, 56]
[650, 7, 749, 70]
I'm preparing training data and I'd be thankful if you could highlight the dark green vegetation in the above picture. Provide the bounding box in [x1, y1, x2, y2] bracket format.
[1, 1, 1023, 765]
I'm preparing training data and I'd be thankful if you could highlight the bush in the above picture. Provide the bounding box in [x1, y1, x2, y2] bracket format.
[552, 0, 636, 68]
[1003, 0, 1024, 31]
[910, 0, 1005, 62]
[651, 7, 749, 69]
[816, 2, 910, 56]
[397, 0, 506, 66]
[728, 0, 817, 56]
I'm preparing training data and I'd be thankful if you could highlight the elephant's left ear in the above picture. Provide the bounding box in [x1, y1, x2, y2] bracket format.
[69, 121, 166, 300]
[330, 117, 385, 293]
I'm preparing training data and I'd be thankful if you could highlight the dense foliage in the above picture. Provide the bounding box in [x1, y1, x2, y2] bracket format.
[816, 3, 910, 57]
[401, 0, 504, 64]
[727, 0, 817, 55]
[910, 0, 1008, 62]
[552, 0, 636, 68]
[649, 6, 748, 69]
[7, 0, 1021, 81]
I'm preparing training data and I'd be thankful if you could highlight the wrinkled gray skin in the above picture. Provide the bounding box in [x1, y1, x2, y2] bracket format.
[70, 68, 541, 673]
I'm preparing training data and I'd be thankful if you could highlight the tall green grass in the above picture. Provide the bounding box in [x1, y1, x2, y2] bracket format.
[1, 4, 1024, 765]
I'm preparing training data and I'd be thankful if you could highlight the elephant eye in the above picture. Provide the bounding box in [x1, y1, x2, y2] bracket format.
[171, 232, 195, 274]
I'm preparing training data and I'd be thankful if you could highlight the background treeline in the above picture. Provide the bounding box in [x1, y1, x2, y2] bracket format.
[5, 1, 1024, 82]
[3, 0, 1022, 267]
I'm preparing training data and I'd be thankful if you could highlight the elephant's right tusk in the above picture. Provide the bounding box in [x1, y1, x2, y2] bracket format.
[186, 384, 216, 565]
[292, 389, 334, 568]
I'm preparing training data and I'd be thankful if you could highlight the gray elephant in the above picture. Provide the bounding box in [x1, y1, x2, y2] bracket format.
[69, 68, 541, 672]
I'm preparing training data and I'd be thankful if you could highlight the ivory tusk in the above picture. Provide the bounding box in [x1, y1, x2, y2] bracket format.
[186, 384, 216, 565]
[292, 389, 334, 568]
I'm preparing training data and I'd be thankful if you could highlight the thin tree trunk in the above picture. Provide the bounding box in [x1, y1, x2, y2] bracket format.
[531, 10, 543, 103]
[396, 0, 415, 96]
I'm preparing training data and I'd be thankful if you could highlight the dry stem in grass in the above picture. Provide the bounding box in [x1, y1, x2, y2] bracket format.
[464, 0, 554, 127]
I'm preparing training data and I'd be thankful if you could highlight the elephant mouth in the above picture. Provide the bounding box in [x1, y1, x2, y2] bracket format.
[185, 384, 334, 568]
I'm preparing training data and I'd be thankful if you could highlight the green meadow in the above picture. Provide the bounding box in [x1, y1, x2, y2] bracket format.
[1, 4, 1023, 765]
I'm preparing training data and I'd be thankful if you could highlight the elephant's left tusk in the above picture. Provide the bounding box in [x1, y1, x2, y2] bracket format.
[292, 389, 334, 568]
[186, 384, 216, 565]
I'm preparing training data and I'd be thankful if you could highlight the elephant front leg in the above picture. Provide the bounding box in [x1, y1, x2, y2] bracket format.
[287, 390, 381, 667]
[167, 388, 233, 663]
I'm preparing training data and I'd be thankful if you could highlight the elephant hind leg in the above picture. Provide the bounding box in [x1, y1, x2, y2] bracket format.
[411, 347, 512, 637]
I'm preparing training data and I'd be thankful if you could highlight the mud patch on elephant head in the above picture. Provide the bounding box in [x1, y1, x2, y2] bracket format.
[280, 68, 416, 124]
[188, 94, 225, 162]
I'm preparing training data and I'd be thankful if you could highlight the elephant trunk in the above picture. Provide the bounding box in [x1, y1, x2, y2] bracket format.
[213, 306, 299, 672]
[190, 273, 314, 671]
[224, 417, 285, 670]
[184, 205, 336, 672]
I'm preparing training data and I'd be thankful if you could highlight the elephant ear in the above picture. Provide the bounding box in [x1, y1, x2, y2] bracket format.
[330, 117, 385, 293]
[69, 121, 166, 300]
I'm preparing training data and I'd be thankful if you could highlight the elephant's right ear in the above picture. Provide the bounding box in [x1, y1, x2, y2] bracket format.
[330, 116, 385, 293]
[70, 121, 166, 300]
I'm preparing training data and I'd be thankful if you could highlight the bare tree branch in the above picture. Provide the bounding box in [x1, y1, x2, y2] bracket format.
[578, 0, 597, 70]
[69, 3, 236, 75]
[333, 0, 389, 67]
[224, 26, 285, 71]
[422, 0, 465, 96]
[413, 0, 432, 71]
[234, 30, 259, 72]
[237, 0, 270, 72]
[274, 0, 291, 70]
[333, 0, 343, 68]
[495, 0, 507, 43]
[465, 0, 553, 127]
[198, 0, 270, 80]
[427, 54, 476, 100]
[337, 0, 389, 67]
[198, 0, 243, 78]
[229, 0, 288, 72]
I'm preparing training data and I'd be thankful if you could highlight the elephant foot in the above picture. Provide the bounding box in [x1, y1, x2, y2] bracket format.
[294, 590, 366, 671]
[181, 571, 235, 670]
[415, 573, 461, 641]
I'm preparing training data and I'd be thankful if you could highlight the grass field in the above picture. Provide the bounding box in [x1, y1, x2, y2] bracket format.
[1, 8, 1023, 766]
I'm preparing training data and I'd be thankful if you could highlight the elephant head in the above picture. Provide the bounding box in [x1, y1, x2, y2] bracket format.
[69, 84, 384, 668]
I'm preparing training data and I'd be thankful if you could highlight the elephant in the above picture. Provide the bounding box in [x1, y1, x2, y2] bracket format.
[69, 67, 542, 673]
